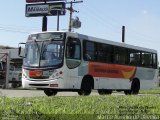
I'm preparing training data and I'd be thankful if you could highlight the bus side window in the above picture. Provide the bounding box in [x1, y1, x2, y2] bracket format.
[84, 50, 91, 60]
[66, 38, 81, 60]
[114, 47, 127, 64]
[67, 44, 75, 59]
[129, 50, 141, 66]
[152, 53, 157, 68]
[142, 52, 152, 67]
[66, 37, 81, 69]
[83, 40, 95, 61]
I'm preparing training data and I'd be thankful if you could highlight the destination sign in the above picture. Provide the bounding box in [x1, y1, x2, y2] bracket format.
[27, 32, 64, 41]
[25, 2, 66, 17]
[26, 0, 66, 3]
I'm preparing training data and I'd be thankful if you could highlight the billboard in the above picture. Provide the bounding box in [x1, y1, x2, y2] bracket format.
[25, 2, 66, 17]
[26, 0, 66, 3]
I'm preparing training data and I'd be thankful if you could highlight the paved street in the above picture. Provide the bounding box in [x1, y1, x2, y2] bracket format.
[0, 89, 123, 97]
[0, 89, 159, 97]
[0, 89, 99, 97]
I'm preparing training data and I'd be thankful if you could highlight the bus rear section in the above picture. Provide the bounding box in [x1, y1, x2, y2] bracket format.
[79, 37, 158, 95]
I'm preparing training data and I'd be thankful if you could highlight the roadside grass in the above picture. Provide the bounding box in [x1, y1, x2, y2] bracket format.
[0, 87, 160, 119]
[0, 95, 160, 120]
[140, 87, 160, 94]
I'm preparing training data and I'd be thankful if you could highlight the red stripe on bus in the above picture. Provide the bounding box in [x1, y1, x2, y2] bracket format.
[88, 62, 136, 79]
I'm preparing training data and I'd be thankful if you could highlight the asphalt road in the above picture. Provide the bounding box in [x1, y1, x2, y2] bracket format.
[0, 89, 159, 97]
[0, 89, 124, 97]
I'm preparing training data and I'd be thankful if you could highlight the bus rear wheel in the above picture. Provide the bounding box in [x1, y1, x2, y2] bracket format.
[124, 78, 140, 95]
[98, 90, 112, 95]
[131, 78, 140, 95]
[44, 89, 57, 96]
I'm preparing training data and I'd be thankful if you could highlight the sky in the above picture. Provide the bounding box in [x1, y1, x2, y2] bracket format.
[0, 0, 160, 60]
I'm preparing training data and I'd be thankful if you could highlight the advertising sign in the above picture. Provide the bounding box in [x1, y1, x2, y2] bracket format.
[26, 2, 65, 17]
[26, 0, 66, 3]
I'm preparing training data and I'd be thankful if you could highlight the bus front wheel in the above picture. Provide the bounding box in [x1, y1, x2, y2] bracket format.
[78, 76, 93, 96]
[124, 90, 132, 95]
[44, 89, 57, 96]
[78, 82, 92, 96]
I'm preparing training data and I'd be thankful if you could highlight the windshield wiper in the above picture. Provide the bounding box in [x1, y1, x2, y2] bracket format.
[34, 40, 41, 67]
[34, 40, 40, 54]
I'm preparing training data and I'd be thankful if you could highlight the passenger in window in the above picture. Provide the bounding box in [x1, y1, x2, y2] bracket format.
[84, 50, 91, 61]
[43, 51, 56, 61]
[85, 53, 91, 60]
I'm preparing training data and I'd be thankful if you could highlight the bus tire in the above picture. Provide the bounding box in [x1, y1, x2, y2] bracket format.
[98, 90, 112, 95]
[131, 78, 140, 95]
[44, 89, 57, 96]
[124, 90, 132, 95]
[78, 76, 93, 96]
[78, 82, 92, 96]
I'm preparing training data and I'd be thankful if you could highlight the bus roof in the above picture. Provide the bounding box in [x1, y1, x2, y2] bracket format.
[29, 31, 157, 54]
[67, 32, 157, 54]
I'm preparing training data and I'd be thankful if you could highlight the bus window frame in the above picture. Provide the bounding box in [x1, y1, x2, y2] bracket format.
[82, 39, 158, 69]
[65, 37, 82, 69]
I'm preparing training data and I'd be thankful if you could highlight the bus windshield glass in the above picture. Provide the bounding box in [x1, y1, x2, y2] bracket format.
[40, 40, 64, 67]
[23, 32, 65, 68]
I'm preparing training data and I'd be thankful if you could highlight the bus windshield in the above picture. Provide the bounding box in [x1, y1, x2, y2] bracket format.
[40, 40, 64, 67]
[23, 33, 64, 68]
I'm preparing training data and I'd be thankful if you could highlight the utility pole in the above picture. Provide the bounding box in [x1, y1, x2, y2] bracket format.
[42, 16, 47, 31]
[66, 0, 83, 32]
[42, 1, 47, 31]
[122, 26, 125, 43]
[57, 11, 60, 31]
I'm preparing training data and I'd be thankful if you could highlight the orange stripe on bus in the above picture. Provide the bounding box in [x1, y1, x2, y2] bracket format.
[88, 62, 136, 79]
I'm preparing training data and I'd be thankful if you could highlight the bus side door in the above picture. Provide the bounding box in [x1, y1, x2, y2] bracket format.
[65, 37, 82, 89]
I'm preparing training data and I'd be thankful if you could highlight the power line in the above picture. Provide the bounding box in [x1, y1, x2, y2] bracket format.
[0, 27, 29, 34]
[79, 4, 121, 40]
[0, 24, 39, 31]
[83, 3, 122, 31]
[81, 2, 160, 44]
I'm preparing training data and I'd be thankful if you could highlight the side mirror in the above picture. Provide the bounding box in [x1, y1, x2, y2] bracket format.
[18, 46, 21, 56]
[18, 43, 25, 58]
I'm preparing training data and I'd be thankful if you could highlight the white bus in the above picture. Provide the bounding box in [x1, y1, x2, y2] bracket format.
[19, 31, 158, 96]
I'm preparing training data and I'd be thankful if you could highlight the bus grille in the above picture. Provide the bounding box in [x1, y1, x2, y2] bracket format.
[29, 84, 49, 86]
[30, 76, 49, 79]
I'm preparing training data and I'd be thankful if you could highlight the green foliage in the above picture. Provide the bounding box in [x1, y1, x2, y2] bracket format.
[0, 95, 160, 120]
